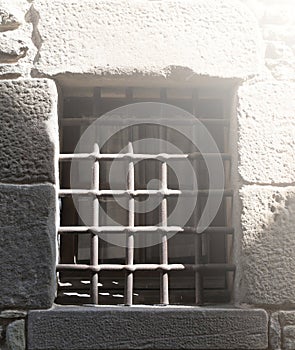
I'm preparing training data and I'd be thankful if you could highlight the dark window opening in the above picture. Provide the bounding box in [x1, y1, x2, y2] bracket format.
[56, 86, 234, 306]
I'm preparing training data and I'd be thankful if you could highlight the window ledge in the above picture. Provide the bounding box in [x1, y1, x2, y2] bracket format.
[27, 305, 268, 349]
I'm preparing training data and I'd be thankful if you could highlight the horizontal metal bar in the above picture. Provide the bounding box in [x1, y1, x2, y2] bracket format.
[59, 189, 233, 197]
[60, 118, 230, 126]
[58, 226, 234, 235]
[57, 263, 235, 272]
[59, 152, 231, 161]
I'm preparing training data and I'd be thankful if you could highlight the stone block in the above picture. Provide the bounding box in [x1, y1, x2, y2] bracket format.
[6, 320, 25, 350]
[237, 185, 295, 305]
[266, 58, 295, 81]
[0, 79, 58, 184]
[0, 184, 56, 309]
[32, 0, 263, 79]
[280, 312, 295, 327]
[0, 8, 21, 32]
[0, 34, 28, 63]
[27, 306, 268, 349]
[283, 326, 295, 350]
[0, 311, 27, 319]
[269, 312, 281, 350]
[238, 82, 295, 184]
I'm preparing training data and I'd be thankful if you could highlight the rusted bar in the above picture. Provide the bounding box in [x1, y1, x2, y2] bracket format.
[160, 119, 169, 305]
[125, 142, 135, 306]
[59, 152, 231, 161]
[194, 234, 203, 304]
[57, 263, 236, 272]
[91, 142, 99, 304]
[160, 195, 169, 305]
[59, 188, 234, 197]
[58, 226, 235, 235]
[192, 93, 204, 305]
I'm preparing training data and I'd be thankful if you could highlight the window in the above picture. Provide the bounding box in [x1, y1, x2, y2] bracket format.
[57, 86, 234, 306]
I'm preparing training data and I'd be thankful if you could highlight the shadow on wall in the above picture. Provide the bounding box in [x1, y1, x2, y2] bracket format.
[0, 79, 57, 311]
[239, 185, 295, 307]
[0, 79, 56, 184]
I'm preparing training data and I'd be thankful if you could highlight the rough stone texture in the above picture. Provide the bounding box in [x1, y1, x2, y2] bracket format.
[270, 312, 281, 350]
[0, 8, 21, 32]
[0, 64, 22, 79]
[0, 79, 58, 184]
[270, 311, 295, 350]
[237, 81, 295, 184]
[0, 312, 27, 350]
[0, 34, 28, 63]
[6, 320, 25, 350]
[283, 326, 295, 350]
[27, 307, 268, 350]
[0, 311, 27, 319]
[0, 1, 36, 79]
[0, 184, 56, 309]
[281, 312, 295, 350]
[241, 0, 295, 81]
[280, 312, 295, 327]
[237, 185, 295, 305]
[29, 0, 263, 80]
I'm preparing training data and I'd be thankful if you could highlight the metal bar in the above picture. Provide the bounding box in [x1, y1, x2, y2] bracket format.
[160, 161, 169, 305]
[192, 103, 204, 305]
[59, 152, 232, 161]
[125, 142, 134, 306]
[58, 226, 235, 235]
[57, 263, 236, 272]
[91, 142, 99, 304]
[90, 88, 101, 304]
[60, 118, 230, 126]
[59, 189, 234, 197]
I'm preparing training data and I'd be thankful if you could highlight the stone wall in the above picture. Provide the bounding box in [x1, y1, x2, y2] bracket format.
[236, 1, 295, 349]
[0, 0, 294, 349]
[241, 0, 295, 81]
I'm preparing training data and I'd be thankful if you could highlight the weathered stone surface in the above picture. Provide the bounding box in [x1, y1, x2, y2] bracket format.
[31, 0, 263, 79]
[0, 79, 58, 184]
[0, 34, 28, 63]
[0, 311, 27, 319]
[27, 307, 268, 350]
[6, 320, 25, 350]
[0, 184, 56, 309]
[280, 312, 295, 327]
[270, 312, 281, 350]
[269, 311, 295, 349]
[240, 0, 295, 81]
[283, 326, 295, 350]
[238, 82, 295, 184]
[0, 1, 36, 77]
[0, 64, 22, 79]
[0, 8, 21, 32]
[237, 185, 295, 305]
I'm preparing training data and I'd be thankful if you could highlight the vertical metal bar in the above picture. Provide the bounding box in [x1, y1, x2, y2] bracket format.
[160, 161, 169, 305]
[192, 90, 203, 305]
[90, 87, 101, 304]
[125, 141, 135, 306]
[223, 91, 234, 302]
[159, 88, 169, 305]
[91, 143, 99, 304]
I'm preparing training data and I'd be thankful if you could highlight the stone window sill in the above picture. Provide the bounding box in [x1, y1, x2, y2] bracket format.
[27, 305, 268, 349]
